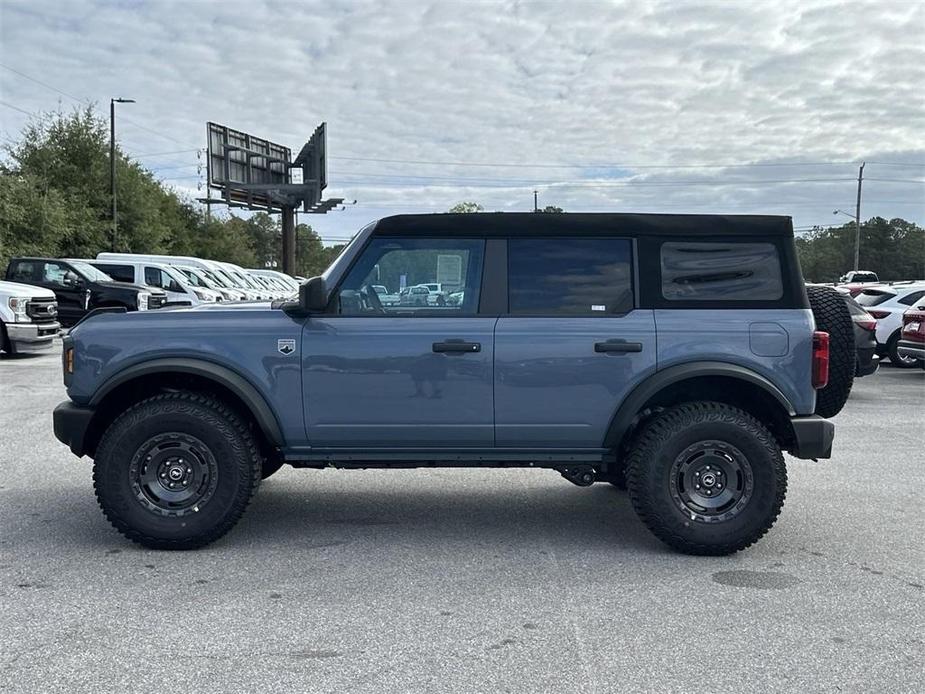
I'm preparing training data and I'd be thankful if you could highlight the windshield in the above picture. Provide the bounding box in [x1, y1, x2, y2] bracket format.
[851, 273, 878, 282]
[216, 269, 245, 289]
[235, 271, 260, 290]
[177, 268, 206, 287]
[201, 269, 227, 288]
[70, 261, 113, 282]
[856, 289, 896, 307]
[162, 265, 190, 288]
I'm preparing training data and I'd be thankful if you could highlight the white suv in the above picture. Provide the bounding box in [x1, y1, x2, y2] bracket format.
[855, 282, 925, 367]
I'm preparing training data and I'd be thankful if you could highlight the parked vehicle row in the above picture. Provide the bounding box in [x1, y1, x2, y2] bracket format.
[3, 254, 303, 331]
[853, 282, 925, 368]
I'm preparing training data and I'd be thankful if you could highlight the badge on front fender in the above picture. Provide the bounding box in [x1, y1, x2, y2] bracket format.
[277, 339, 296, 355]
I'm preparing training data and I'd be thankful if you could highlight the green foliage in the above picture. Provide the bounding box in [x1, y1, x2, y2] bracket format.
[796, 218, 925, 282]
[536, 205, 564, 213]
[0, 106, 341, 277]
[447, 201, 483, 213]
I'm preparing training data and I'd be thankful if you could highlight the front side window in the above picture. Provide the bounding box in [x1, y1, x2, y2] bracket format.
[95, 264, 134, 283]
[661, 241, 783, 301]
[337, 238, 484, 315]
[508, 238, 633, 315]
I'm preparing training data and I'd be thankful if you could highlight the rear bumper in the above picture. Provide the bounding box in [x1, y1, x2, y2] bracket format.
[789, 415, 835, 460]
[6, 322, 60, 352]
[53, 401, 95, 457]
[897, 339, 925, 362]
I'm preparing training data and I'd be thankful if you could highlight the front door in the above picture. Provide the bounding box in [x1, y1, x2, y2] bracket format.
[302, 237, 494, 448]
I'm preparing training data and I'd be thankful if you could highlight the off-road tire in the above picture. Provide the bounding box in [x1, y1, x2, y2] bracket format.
[93, 392, 262, 549]
[806, 285, 854, 417]
[887, 330, 922, 368]
[0, 323, 13, 355]
[626, 402, 787, 556]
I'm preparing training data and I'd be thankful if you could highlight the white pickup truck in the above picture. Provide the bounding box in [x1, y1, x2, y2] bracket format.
[0, 279, 60, 354]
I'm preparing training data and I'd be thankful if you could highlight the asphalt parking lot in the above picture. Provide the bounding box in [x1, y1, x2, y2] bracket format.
[1, 344, 922, 693]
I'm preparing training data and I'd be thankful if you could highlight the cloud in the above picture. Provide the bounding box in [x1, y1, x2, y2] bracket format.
[1, 0, 922, 242]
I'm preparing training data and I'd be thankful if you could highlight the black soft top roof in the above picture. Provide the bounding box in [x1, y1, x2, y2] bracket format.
[373, 212, 793, 237]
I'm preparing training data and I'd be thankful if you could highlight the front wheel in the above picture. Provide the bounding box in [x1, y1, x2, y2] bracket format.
[93, 392, 262, 549]
[625, 402, 787, 556]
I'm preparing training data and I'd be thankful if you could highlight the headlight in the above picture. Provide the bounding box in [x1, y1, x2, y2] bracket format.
[137, 292, 150, 311]
[8, 296, 30, 322]
[193, 289, 212, 301]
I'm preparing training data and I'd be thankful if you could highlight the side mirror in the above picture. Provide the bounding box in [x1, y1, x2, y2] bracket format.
[300, 276, 328, 312]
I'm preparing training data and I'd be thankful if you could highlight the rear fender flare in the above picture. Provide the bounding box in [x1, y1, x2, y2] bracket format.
[603, 361, 796, 449]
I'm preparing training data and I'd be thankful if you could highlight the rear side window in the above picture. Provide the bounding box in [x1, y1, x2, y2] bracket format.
[660, 242, 783, 301]
[856, 290, 896, 307]
[508, 238, 633, 315]
[898, 290, 925, 306]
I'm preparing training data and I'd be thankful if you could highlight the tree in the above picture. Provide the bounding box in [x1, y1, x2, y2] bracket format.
[795, 218, 924, 282]
[537, 205, 564, 213]
[448, 201, 483, 213]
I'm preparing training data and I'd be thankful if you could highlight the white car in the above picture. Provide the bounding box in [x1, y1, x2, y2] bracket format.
[839, 270, 879, 284]
[855, 282, 925, 367]
[371, 284, 400, 307]
[0, 279, 60, 354]
[86, 259, 220, 306]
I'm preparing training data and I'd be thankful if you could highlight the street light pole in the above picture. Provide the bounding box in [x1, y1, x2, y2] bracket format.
[854, 162, 865, 271]
[110, 97, 135, 252]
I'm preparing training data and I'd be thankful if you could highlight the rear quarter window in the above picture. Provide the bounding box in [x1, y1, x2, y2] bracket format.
[660, 241, 783, 301]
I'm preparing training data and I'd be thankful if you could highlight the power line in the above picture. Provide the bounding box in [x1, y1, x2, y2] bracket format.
[0, 62, 197, 148]
[0, 99, 32, 116]
[329, 154, 867, 170]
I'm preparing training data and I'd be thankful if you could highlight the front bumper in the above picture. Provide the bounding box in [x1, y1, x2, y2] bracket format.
[897, 339, 925, 362]
[789, 415, 835, 460]
[53, 401, 95, 457]
[6, 321, 60, 352]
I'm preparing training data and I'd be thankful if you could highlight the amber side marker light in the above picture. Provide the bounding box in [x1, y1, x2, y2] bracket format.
[65, 347, 74, 374]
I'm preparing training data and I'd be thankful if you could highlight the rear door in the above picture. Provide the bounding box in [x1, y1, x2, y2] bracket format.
[302, 236, 495, 448]
[494, 237, 657, 447]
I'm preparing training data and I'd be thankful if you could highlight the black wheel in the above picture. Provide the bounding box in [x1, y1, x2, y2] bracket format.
[806, 285, 854, 417]
[887, 331, 922, 368]
[93, 392, 262, 549]
[626, 402, 787, 556]
[0, 323, 13, 355]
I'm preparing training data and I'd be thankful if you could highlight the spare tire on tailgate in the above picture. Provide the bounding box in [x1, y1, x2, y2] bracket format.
[806, 285, 854, 418]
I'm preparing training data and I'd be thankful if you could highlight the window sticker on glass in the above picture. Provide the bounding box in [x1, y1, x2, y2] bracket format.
[592, 305, 606, 311]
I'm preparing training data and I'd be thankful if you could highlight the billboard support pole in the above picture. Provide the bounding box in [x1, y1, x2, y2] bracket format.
[281, 206, 296, 276]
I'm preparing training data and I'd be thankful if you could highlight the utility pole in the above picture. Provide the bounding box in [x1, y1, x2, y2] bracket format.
[109, 97, 135, 252]
[281, 207, 296, 275]
[533, 190, 538, 212]
[854, 162, 865, 271]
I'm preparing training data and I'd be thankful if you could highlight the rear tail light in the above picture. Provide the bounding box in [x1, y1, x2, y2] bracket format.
[853, 315, 877, 331]
[867, 309, 890, 319]
[812, 331, 829, 389]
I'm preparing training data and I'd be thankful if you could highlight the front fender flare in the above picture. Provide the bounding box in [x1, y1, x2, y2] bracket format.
[89, 357, 284, 446]
[603, 361, 797, 449]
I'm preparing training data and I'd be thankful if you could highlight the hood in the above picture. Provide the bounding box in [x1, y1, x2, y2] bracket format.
[0, 279, 57, 298]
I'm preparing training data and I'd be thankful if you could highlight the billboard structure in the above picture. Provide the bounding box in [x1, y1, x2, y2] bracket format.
[201, 122, 344, 273]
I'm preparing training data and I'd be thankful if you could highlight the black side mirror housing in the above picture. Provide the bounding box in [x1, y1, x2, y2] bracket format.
[300, 276, 328, 313]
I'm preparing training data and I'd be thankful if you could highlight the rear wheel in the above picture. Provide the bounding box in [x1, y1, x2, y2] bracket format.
[806, 285, 854, 417]
[626, 402, 786, 556]
[93, 392, 262, 549]
[887, 331, 922, 368]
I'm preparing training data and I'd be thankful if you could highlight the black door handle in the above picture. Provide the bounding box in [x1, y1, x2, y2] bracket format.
[594, 340, 643, 354]
[433, 340, 481, 354]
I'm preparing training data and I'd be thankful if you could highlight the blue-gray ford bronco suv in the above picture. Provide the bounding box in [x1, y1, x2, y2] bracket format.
[53, 213, 853, 555]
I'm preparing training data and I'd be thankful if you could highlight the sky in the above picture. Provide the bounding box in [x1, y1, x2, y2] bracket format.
[1, 0, 923, 245]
